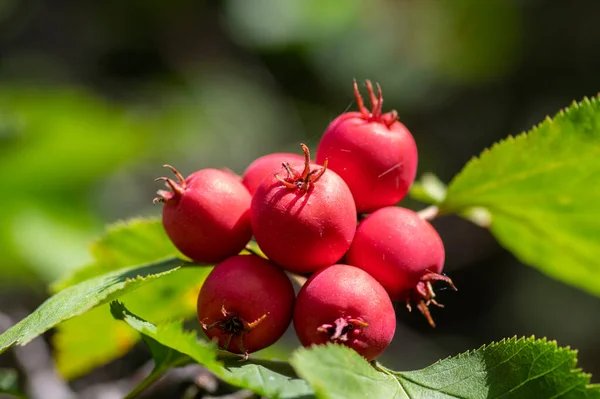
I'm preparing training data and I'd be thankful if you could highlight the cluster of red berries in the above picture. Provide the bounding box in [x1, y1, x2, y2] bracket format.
[154, 80, 456, 362]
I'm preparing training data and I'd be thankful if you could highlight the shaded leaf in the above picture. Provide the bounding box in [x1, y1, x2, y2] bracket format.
[50, 218, 208, 379]
[0, 368, 25, 398]
[0, 87, 148, 195]
[111, 301, 313, 399]
[441, 97, 600, 296]
[290, 345, 404, 399]
[291, 338, 600, 399]
[49, 218, 205, 379]
[54, 267, 207, 379]
[0, 258, 182, 354]
[50, 218, 179, 292]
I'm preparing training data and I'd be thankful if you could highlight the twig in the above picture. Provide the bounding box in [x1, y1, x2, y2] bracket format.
[416, 205, 439, 221]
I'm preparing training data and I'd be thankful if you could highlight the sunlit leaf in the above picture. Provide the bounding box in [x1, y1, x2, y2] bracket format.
[49, 217, 206, 379]
[0, 258, 182, 354]
[54, 267, 207, 379]
[291, 338, 600, 399]
[51, 218, 179, 293]
[111, 301, 313, 399]
[441, 97, 600, 296]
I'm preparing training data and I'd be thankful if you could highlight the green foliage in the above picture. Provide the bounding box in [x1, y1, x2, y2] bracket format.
[0, 258, 182, 354]
[0, 368, 25, 398]
[112, 305, 194, 399]
[49, 218, 206, 379]
[1, 86, 599, 397]
[0, 87, 156, 283]
[111, 301, 314, 399]
[51, 218, 180, 292]
[291, 345, 402, 399]
[292, 338, 600, 399]
[112, 301, 599, 399]
[54, 266, 207, 379]
[441, 97, 600, 296]
[0, 87, 148, 194]
[54, 304, 139, 380]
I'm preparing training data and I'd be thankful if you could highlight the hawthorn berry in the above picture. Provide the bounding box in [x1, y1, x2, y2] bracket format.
[197, 254, 295, 360]
[345, 206, 456, 327]
[242, 152, 304, 195]
[293, 264, 396, 361]
[154, 166, 252, 264]
[250, 144, 357, 274]
[315, 80, 418, 213]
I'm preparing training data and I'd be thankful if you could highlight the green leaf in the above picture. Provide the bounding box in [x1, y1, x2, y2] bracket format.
[54, 267, 207, 379]
[291, 345, 404, 399]
[0, 86, 149, 195]
[440, 97, 600, 296]
[111, 301, 314, 399]
[113, 309, 194, 399]
[0, 368, 25, 398]
[48, 218, 205, 379]
[50, 218, 179, 292]
[54, 305, 139, 379]
[291, 338, 600, 399]
[0, 258, 182, 354]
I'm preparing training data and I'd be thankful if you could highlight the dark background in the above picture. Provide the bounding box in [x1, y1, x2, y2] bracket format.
[1, 1, 600, 398]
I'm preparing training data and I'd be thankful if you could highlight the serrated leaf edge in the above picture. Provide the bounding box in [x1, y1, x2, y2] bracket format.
[395, 335, 600, 394]
[0, 259, 182, 352]
[441, 95, 600, 212]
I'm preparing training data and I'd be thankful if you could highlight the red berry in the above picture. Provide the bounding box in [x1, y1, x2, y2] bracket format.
[197, 254, 295, 360]
[345, 207, 456, 327]
[316, 80, 418, 213]
[293, 264, 396, 361]
[154, 165, 252, 264]
[250, 144, 357, 273]
[242, 152, 305, 195]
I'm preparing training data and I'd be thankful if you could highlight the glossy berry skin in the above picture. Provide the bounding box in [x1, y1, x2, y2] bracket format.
[242, 152, 304, 195]
[197, 255, 295, 358]
[293, 264, 396, 361]
[346, 207, 445, 299]
[251, 145, 357, 274]
[346, 206, 456, 327]
[154, 166, 252, 264]
[316, 80, 418, 213]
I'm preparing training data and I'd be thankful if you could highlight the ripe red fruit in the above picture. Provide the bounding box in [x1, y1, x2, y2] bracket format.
[242, 152, 305, 195]
[315, 80, 418, 213]
[250, 144, 357, 273]
[345, 206, 456, 327]
[197, 254, 295, 360]
[154, 166, 252, 264]
[293, 264, 396, 361]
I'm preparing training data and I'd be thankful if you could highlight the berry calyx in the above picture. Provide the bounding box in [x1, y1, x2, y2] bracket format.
[250, 145, 357, 273]
[293, 264, 396, 361]
[275, 144, 328, 191]
[200, 304, 268, 361]
[242, 152, 305, 195]
[345, 206, 456, 327]
[315, 80, 418, 213]
[405, 272, 457, 328]
[153, 164, 186, 203]
[154, 166, 252, 264]
[317, 316, 369, 343]
[352, 79, 398, 128]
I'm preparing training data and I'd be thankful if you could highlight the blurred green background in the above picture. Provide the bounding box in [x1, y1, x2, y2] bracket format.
[1, 0, 600, 396]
